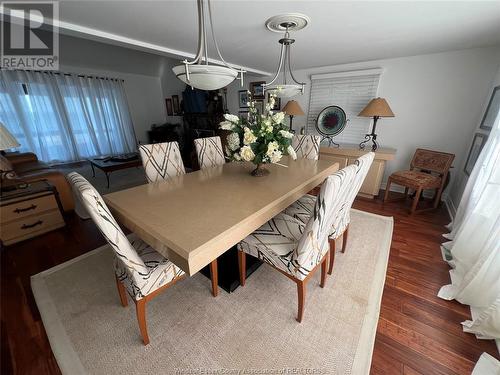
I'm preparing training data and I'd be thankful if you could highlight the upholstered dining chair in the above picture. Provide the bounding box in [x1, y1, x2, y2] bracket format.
[284, 152, 375, 274]
[194, 136, 225, 170]
[139, 141, 185, 183]
[292, 134, 322, 160]
[237, 164, 358, 322]
[383, 148, 454, 215]
[67, 172, 186, 345]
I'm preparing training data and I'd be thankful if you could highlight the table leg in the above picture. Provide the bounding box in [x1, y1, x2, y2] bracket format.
[210, 259, 218, 297]
[90, 163, 96, 178]
[105, 172, 111, 189]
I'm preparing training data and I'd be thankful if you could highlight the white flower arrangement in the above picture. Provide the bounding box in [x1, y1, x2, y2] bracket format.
[219, 91, 296, 167]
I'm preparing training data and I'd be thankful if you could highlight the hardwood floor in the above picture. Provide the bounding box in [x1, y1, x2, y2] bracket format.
[1, 194, 498, 374]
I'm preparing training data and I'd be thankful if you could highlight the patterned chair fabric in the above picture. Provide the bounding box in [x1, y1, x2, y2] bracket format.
[389, 170, 442, 188]
[292, 134, 322, 160]
[238, 164, 358, 280]
[139, 142, 185, 183]
[284, 152, 375, 239]
[66, 172, 184, 300]
[194, 136, 225, 170]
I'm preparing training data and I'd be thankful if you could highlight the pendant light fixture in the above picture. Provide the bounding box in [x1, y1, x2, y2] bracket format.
[263, 14, 310, 98]
[172, 0, 245, 91]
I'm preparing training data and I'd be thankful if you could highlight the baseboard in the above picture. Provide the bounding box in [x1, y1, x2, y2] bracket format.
[444, 196, 457, 219]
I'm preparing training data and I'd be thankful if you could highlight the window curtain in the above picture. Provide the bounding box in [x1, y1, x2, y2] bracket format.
[438, 111, 500, 340]
[0, 70, 136, 163]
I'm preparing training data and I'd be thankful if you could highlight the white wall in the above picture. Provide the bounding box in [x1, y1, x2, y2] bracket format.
[289, 46, 500, 207]
[448, 64, 500, 214]
[60, 35, 168, 144]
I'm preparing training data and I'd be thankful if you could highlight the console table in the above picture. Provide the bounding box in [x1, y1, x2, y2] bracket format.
[319, 145, 396, 199]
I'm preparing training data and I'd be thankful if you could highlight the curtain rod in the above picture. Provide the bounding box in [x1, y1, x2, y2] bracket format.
[0, 68, 125, 82]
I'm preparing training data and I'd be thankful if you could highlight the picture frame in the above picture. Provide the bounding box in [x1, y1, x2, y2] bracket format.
[238, 90, 249, 108]
[172, 95, 180, 115]
[464, 133, 488, 176]
[254, 100, 264, 115]
[267, 93, 281, 110]
[250, 81, 266, 99]
[480, 86, 500, 132]
[165, 98, 173, 116]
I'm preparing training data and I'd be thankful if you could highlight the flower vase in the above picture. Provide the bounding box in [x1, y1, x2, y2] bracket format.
[251, 163, 270, 177]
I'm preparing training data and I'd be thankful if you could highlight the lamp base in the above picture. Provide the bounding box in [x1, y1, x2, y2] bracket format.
[359, 133, 378, 151]
[321, 135, 340, 148]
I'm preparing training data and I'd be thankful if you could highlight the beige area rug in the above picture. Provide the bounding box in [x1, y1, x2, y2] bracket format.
[32, 209, 393, 375]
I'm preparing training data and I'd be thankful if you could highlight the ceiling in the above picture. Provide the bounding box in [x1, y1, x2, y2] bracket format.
[51, 1, 500, 74]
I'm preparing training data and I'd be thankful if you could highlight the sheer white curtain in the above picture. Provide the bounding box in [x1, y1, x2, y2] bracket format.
[439, 111, 500, 340]
[0, 70, 136, 163]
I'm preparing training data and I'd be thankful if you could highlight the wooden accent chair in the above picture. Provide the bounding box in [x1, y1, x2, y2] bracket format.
[292, 134, 321, 160]
[138, 141, 185, 183]
[194, 136, 225, 170]
[284, 152, 375, 274]
[237, 164, 358, 322]
[384, 148, 454, 215]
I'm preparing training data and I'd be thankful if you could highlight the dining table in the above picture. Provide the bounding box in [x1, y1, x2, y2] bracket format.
[104, 156, 339, 293]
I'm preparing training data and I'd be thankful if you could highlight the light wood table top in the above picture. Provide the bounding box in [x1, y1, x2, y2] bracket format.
[104, 157, 339, 276]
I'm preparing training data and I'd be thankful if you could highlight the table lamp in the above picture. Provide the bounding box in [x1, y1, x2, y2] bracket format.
[358, 97, 394, 151]
[0, 123, 20, 192]
[282, 100, 305, 132]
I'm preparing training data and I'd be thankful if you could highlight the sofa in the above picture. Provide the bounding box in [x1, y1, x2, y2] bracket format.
[1, 152, 74, 211]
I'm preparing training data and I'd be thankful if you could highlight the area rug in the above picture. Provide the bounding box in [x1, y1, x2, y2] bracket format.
[32, 209, 393, 375]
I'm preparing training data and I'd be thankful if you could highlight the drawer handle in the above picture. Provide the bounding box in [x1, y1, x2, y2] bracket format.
[21, 220, 43, 230]
[14, 204, 37, 214]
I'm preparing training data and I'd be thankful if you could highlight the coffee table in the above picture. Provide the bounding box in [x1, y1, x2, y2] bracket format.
[89, 157, 142, 188]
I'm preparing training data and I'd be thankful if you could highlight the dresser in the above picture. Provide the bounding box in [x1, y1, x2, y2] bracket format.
[319, 145, 396, 199]
[0, 181, 65, 246]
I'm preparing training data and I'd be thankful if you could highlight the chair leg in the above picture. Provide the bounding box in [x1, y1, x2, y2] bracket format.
[328, 238, 336, 275]
[210, 259, 218, 297]
[238, 251, 246, 286]
[115, 276, 128, 307]
[383, 179, 392, 202]
[433, 187, 444, 209]
[341, 225, 349, 253]
[320, 255, 327, 288]
[296, 280, 306, 323]
[410, 187, 423, 215]
[136, 299, 149, 345]
[404, 187, 409, 199]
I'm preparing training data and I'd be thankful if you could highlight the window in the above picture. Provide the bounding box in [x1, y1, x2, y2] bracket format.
[0, 70, 136, 163]
[307, 69, 381, 144]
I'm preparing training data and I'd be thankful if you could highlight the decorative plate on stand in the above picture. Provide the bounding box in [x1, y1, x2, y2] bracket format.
[315, 106, 347, 147]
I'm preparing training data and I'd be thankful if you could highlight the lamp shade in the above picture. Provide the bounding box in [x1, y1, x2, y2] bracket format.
[282, 100, 305, 116]
[0, 123, 20, 150]
[358, 97, 395, 118]
[172, 65, 237, 91]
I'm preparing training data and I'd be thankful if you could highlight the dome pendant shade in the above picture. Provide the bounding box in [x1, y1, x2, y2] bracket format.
[266, 84, 303, 98]
[172, 0, 244, 91]
[172, 65, 238, 91]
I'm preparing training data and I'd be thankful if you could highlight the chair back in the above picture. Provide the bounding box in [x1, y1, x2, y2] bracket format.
[66, 172, 148, 290]
[295, 164, 358, 267]
[410, 148, 455, 176]
[336, 152, 375, 235]
[292, 134, 321, 160]
[194, 136, 225, 170]
[139, 141, 185, 183]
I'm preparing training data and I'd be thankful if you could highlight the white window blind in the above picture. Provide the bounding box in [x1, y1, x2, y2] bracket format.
[307, 69, 381, 145]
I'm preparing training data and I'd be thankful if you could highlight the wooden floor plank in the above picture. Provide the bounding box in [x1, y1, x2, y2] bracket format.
[0, 192, 498, 375]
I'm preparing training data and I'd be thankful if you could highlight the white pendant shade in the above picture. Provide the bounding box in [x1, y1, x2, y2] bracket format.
[266, 84, 303, 98]
[172, 65, 237, 91]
